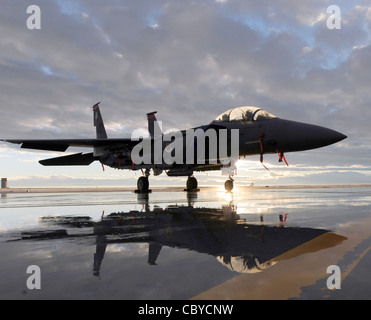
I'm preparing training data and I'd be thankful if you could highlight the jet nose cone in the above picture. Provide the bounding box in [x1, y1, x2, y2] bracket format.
[283, 120, 347, 152]
[334, 132, 347, 143]
[321, 128, 347, 145]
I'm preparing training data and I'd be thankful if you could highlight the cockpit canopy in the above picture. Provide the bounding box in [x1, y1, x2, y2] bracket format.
[214, 106, 277, 122]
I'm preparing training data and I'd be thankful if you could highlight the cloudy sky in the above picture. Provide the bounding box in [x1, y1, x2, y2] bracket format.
[0, 0, 370, 187]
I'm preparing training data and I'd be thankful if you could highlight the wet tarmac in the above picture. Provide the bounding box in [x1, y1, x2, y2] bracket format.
[0, 185, 371, 300]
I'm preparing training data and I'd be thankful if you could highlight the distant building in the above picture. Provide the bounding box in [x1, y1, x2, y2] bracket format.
[1, 178, 7, 188]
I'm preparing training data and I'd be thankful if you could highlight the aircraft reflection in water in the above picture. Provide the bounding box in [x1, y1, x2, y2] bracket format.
[26, 194, 347, 278]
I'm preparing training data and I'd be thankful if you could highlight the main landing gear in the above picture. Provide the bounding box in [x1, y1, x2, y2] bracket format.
[185, 176, 199, 192]
[135, 169, 152, 193]
[135, 170, 233, 193]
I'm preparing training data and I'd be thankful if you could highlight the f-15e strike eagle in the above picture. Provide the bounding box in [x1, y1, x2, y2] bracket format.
[1, 103, 346, 192]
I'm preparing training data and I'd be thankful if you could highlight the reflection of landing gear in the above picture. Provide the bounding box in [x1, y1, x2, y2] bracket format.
[224, 177, 234, 192]
[184, 176, 199, 192]
[135, 169, 152, 193]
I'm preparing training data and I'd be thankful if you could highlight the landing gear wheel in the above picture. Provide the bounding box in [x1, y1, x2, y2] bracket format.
[186, 176, 198, 191]
[224, 179, 234, 192]
[137, 176, 149, 192]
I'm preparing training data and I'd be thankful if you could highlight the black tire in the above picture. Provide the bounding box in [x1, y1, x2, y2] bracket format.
[224, 179, 233, 192]
[137, 176, 149, 192]
[186, 177, 198, 190]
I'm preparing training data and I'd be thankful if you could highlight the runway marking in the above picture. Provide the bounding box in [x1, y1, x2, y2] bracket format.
[340, 244, 371, 280]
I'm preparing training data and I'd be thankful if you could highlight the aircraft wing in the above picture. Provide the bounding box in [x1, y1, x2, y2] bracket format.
[1, 138, 137, 152]
[1, 138, 141, 166]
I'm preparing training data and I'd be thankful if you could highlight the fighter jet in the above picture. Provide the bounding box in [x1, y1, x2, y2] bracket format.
[1, 103, 346, 192]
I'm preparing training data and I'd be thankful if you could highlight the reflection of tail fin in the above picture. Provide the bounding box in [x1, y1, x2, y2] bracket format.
[148, 243, 162, 265]
[93, 102, 107, 139]
[147, 111, 162, 138]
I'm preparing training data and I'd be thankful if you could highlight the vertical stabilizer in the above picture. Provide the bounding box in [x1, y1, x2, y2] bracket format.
[93, 102, 107, 139]
[147, 111, 162, 138]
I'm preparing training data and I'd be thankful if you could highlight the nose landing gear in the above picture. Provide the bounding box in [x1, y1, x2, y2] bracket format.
[224, 176, 234, 192]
